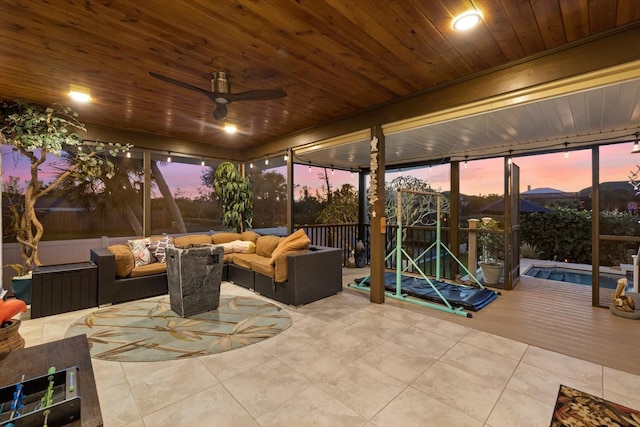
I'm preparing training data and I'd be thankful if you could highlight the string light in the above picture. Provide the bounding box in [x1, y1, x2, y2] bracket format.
[283, 152, 289, 161]
[564, 141, 569, 158]
[265, 157, 269, 165]
[249, 163, 254, 169]
[633, 132, 640, 153]
[167, 151, 171, 163]
[350, 169, 353, 176]
[126, 151, 131, 158]
[507, 149, 512, 165]
[331, 165, 334, 176]
[308, 161, 312, 172]
[464, 155, 468, 168]
[201, 157, 205, 167]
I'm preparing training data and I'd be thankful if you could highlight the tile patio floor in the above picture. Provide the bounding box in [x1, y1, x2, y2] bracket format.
[15, 270, 640, 427]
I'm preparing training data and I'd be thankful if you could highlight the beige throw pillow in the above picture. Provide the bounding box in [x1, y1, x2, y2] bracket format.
[127, 238, 153, 267]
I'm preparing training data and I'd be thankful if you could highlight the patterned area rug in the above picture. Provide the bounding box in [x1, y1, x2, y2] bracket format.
[550, 384, 640, 426]
[65, 295, 292, 362]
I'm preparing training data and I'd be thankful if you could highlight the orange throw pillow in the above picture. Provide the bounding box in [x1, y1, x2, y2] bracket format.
[0, 298, 27, 323]
[269, 229, 311, 266]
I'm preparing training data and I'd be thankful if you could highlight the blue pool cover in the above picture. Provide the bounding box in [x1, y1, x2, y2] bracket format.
[354, 272, 498, 312]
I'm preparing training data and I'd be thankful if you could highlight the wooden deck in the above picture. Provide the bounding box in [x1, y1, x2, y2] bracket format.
[344, 270, 640, 376]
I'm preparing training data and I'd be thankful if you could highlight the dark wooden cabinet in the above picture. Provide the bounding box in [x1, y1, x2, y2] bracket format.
[31, 262, 98, 319]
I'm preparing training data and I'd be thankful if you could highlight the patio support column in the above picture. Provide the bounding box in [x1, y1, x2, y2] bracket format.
[450, 161, 460, 279]
[358, 168, 366, 245]
[143, 151, 151, 237]
[369, 125, 386, 304]
[286, 149, 294, 234]
[592, 147, 600, 306]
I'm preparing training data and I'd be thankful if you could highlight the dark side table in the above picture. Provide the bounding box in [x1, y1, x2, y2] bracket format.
[31, 262, 98, 319]
[0, 335, 103, 426]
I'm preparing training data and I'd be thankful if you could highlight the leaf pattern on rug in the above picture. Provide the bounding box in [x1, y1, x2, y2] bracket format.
[65, 295, 293, 362]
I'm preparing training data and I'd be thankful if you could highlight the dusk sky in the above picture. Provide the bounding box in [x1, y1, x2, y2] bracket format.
[2, 142, 636, 199]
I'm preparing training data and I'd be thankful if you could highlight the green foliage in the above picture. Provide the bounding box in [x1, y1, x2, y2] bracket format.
[213, 162, 253, 232]
[316, 184, 358, 224]
[599, 210, 640, 265]
[520, 207, 592, 263]
[478, 218, 503, 262]
[294, 186, 325, 225]
[249, 170, 287, 227]
[0, 100, 129, 272]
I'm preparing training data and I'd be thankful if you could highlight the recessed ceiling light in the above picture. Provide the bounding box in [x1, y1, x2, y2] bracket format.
[224, 124, 237, 134]
[452, 10, 482, 31]
[68, 84, 91, 102]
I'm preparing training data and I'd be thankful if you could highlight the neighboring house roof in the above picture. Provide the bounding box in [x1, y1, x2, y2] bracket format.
[522, 187, 567, 195]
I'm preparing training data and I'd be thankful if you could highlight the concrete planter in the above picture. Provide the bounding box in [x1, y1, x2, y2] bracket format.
[480, 262, 503, 285]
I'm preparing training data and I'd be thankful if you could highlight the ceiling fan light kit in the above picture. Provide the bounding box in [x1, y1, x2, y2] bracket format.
[149, 70, 286, 120]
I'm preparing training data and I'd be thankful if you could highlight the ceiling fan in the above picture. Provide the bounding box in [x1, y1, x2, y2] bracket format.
[148, 71, 286, 120]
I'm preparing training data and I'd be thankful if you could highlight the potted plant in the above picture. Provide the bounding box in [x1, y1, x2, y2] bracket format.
[1, 100, 129, 278]
[478, 217, 504, 285]
[0, 298, 27, 359]
[4, 263, 32, 305]
[213, 161, 253, 232]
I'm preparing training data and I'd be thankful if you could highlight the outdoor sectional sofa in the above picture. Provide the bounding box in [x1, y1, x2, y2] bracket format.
[90, 229, 343, 307]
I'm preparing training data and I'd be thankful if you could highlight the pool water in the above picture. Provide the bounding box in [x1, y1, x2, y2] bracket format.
[523, 266, 628, 290]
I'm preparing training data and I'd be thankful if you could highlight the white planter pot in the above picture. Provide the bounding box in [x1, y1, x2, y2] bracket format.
[480, 262, 502, 285]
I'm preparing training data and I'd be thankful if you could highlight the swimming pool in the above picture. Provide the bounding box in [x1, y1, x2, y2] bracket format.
[523, 265, 628, 290]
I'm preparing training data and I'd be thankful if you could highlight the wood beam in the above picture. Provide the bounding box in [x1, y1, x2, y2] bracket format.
[369, 125, 386, 304]
[251, 24, 640, 159]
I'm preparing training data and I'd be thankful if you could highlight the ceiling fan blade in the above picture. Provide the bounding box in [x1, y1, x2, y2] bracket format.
[225, 88, 287, 102]
[213, 103, 227, 120]
[148, 71, 214, 99]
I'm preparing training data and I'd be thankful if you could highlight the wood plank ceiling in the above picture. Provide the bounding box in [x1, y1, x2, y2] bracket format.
[1, 1, 640, 166]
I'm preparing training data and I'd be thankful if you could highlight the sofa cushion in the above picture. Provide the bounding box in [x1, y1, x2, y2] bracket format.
[255, 235, 281, 257]
[128, 238, 153, 267]
[251, 257, 274, 279]
[269, 229, 311, 266]
[148, 235, 175, 263]
[232, 253, 263, 270]
[240, 230, 260, 243]
[174, 234, 212, 248]
[129, 262, 167, 278]
[212, 232, 242, 244]
[107, 244, 135, 278]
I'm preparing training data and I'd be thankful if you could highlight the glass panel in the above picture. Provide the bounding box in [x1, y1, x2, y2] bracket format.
[150, 153, 221, 234]
[246, 160, 287, 229]
[1, 145, 144, 241]
[292, 164, 358, 226]
[600, 143, 640, 269]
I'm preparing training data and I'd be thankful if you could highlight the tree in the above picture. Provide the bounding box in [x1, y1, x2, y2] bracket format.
[293, 186, 325, 225]
[384, 175, 449, 227]
[0, 100, 128, 272]
[151, 160, 187, 233]
[213, 162, 253, 232]
[56, 154, 144, 235]
[249, 170, 287, 227]
[316, 184, 358, 224]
